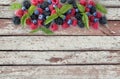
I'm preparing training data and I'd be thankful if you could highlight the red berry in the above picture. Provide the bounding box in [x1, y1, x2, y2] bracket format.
[92, 22, 99, 29]
[31, 0, 38, 6]
[57, 4, 62, 8]
[71, 8, 76, 16]
[29, 23, 38, 30]
[24, 11, 28, 14]
[89, 16, 95, 22]
[72, 19, 78, 26]
[89, 21, 93, 27]
[50, 23, 58, 31]
[38, 0, 43, 4]
[96, 12, 102, 18]
[52, 0, 59, 4]
[26, 18, 32, 25]
[80, 0, 87, 6]
[15, 9, 24, 18]
[37, 8, 43, 13]
[88, 0, 95, 6]
[62, 22, 69, 29]
[66, 14, 71, 21]
[51, 10, 56, 15]
[85, 8, 90, 12]
[38, 20, 43, 26]
[49, 5, 54, 12]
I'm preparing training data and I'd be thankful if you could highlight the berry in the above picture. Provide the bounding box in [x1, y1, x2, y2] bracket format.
[85, 8, 90, 12]
[99, 16, 107, 24]
[72, 1, 77, 8]
[41, 1, 49, 9]
[67, 0, 74, 4]
[62, 22, 69, 29]
[45, 7, 50, 11]
[38, 0, 44, 4]
[23, 0, 31, 9]
[37, 8, 43, 13]
[90, 6, 96, 14]
[12, 16, 21, 25]
[75, 9, 79, 12]
[31, 0, 38, 6]
[96, 12, 102, 18]
[26, 18, 32, 25]
[34, 10, 40, 15]
[38, 14, 44, 20]
[94, 18, 99, 23]
[22, 7, 26, 11]
[72, 19, 78, 26]
[38, 20, 43, 26]
[31, 13, 38, 20]
[50, 23, 58, 31]
[92, 22, 99, 29]
[55, 17, 64, 25]
[29, 23, 38, 30]
[66, 14, 71, 20]
[86, 12, 91, 16]
[51, 10, 56, 15]
[15, 9, 24, 17]
[67, 19, 72, 25]
[87, 4, 92, 8]
[49, 5, 54, 11]
[43, 10, 51, 16]
[48, 0, 52, 4]
[80, 0, 87, 6]
[75, 13, 82, 20]
[89, 0, 95, 6]
[61, 0, 67, 3]
[52, 0, 59, 4]
[57, 4, 62, 8]
[78, 21, 84, 28]
[32, 20, 37, 24]
[93, 12, 97, 16]
[44, 22, 51, 28]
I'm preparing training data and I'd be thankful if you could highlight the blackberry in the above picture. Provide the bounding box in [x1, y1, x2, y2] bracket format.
[75, 13, 82, 20]
[23, 0, 31, 9]
[41, 1, 49, 9]
[67, 0, 74, 4]
[55, 17, 64, 25]
[12, 16, 21, 25]
[72, 1, 77, 8]
[43, 10, 51, 16]
[99, 16, 107, 24]
[31, 13, 38, 20]
[78, 21, 84, 28]
[44, 22, 51, 28]
[61, 0, 67, 3]
[90, 6, 96, 14]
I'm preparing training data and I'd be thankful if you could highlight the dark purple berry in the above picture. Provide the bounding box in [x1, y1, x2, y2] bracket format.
[12, 16, 21, 25]
[99, 16, 107, 24]
[23, 0, 31, 9]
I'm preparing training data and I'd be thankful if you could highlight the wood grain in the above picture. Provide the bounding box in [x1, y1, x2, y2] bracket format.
[0, 36, 120, 50]
[0, 51, 120, 64]
[0, 66, 120, 79]
[0, 0, 120, 6]
[0, 6, 120, 20]
[0, 20, 120, 35]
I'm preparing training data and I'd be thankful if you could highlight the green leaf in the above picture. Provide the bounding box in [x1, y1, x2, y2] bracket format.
[28, 5, 36, 15]
[96, 3, 107, 14]
[55, 7, 61, 16]
[45, 14, 58, 25]
[30, 27, 53, 35]
[76, 3, 85, 13]
[60, 4, 72, 14]
[10, 3, 22, 10]
[82, 13, 89, 29]
[21, 14, 29, 27]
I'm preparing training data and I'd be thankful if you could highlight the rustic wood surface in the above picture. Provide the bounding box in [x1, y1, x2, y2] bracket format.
[0, 0, 120, 79]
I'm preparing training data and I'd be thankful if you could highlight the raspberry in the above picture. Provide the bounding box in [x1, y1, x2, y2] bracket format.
[52, 0, 59, 4]
[49, 5, 54, 12]
[29, 23, 38, 30]
[38, 0, 44, 4]
[50, 23, 58, 31]
[31, 0, 38, 6]
[57, 4, 62, 9]
[12, 16, 21, 25]
[23, 0, 31, 9]
[78, 21, 84, 28]
[51, 10, 56, 15]
[61, 0, 67, 3]
[15, 9, 24, 18]
[89, 16, 95, 22]
[96, 12, 102, 18]
[92, 22, 99, 29]
[85, 8, 90, 12]
[62, 22, 69, 29]
[99, 16, 107, 24]
[71, 8, 76, 16]
[80, 0, 87, 6]
[37, 8, 43, 13]
[26, 18, 32, 25]
[88, 0, 95, 6]
[55, 17, 64, 25]
[38, 20, 43, 26]
[72, 19, 78, 26]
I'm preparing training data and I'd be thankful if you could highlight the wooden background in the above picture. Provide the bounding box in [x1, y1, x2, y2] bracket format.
[0, 0, 120, 79]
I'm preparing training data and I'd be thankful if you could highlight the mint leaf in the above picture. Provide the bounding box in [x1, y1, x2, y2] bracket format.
[96, 3, 107, 14]
[45, 14, 58, 25]
[55, 7, 61, 16]
[77, 3, 85, 13]
[28, 5, 36, 15]
[30, 27, 53, 35]
[21, 14, 29, 27]
[60, 4, 72, 14]
[82, 13, 89, 29]
[10, 3, 22, 10]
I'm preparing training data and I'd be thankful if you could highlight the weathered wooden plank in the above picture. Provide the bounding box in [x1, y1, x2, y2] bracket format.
[0, 0, 120, 6]
[0, 6, 120, 20]
[0, 20, 120, 35]
[0, 51, 119, 64]
[0, 66, 120, 79]
[0, 36, 120, 50]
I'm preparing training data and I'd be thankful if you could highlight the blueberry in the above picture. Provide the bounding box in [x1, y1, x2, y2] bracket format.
[31, 14, 38, 20]
[48, 0, 52, 4]
[34, 10, 40, 15]
[90, 6, 96, 14]
[67, 19, 72, 25]
[55, 17, 64, 25]
[22, 7, 26, 11]
[12, 16, 21, 25]
[45, 7, 49, 11]
[75, 13, 82, 20]
[32, 20, 37, 24]
[43, 10, 51, 16]
[94, 18, 99, 22]
[23, 0, 31, 9]
[75, 9, 79, 12]
[99, 16, 107, 24]
[86, 12, 91, 16]
[61, 0, 67, 3]
[88, 5, 92, 8]
[38, 14, 44, 20]
[93, 12, 97, 16]
[68, 0, 74, 4]
[78, 21, 84, 28]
